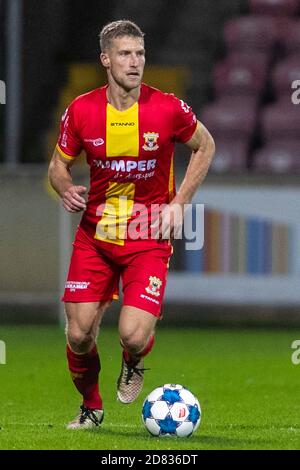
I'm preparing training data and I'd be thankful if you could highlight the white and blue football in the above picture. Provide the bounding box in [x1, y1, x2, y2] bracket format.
[142, 384, 201, 437]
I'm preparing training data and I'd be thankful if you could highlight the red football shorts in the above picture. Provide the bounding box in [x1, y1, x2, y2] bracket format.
[62, 227, 173, 317]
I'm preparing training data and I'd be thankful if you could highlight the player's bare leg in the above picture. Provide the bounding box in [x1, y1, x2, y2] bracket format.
[65, 300, 111, 429]
[117, 306, 157, 403]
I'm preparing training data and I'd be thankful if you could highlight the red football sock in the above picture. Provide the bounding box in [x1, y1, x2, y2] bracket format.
[123, 335, 155, 366]
[66, 344, 103, 410]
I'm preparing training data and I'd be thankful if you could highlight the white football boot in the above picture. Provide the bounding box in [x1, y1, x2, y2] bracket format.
[117, 357, 148, 404]
[67, 405, 104, 429]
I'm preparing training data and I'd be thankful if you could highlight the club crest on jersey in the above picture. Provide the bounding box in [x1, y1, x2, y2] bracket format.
[143, 132, 159, 151]
[145, 276, 162, 297]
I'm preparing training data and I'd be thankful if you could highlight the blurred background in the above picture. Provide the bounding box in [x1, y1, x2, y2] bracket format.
[1, 0, 300, 326]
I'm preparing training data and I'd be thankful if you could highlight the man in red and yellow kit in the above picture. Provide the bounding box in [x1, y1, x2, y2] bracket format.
[48, 20, 215, 429]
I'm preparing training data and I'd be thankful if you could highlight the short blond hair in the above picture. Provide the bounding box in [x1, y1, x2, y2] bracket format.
[99, 20, 144, 52]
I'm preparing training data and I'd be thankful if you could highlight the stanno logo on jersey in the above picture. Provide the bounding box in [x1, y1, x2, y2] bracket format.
[145, 276, 162, 297]
[110, 122, 135, 127]
[84, 138, 105, 146]
[143, 132, 159, 151]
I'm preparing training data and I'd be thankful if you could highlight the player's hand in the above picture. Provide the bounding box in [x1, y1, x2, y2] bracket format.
[151, 203, 184, 241]
[62, 185, 87, 213]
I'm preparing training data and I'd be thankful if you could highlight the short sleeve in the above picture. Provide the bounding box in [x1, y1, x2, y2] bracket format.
[56, 101, 82, 160]
[172, 95, 197, 143]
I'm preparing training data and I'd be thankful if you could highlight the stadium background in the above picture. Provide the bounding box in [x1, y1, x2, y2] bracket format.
[1, 0, 300, 450]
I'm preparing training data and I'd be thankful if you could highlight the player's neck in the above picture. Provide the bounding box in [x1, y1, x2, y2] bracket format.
[106, 82, 140, 112]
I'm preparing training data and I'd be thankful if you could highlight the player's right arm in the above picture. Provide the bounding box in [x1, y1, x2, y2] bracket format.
[48, 149, 87, 213]
[48, 101, 87, 213]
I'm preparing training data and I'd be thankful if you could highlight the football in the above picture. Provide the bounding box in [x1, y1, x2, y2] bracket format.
[142, 384, 201, 437]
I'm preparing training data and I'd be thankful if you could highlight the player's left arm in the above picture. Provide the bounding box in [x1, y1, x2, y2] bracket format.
[158, 121, 215, 240]
[172, 121, 215, 206]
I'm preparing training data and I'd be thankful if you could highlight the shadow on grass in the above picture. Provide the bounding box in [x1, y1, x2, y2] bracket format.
[82, 427, 277, 449]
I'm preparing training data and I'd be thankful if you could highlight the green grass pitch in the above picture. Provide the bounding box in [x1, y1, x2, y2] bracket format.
[0, 325, 300, 450]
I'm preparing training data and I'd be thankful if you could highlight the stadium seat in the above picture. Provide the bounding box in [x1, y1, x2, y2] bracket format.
[201, 102, 256, 140]
[216, 94, 259, 110]
[213, 59, 268, 97]
[253, 142, 300, 173]
[250, 0, 299, 17]
[226, 51, 271, 69]
[282, 20, 300, 54]
[261, 100, 300, 144]
[210, 139, 249, 173]
[224, 16, 279, 52]
[272, 55, 300, 99]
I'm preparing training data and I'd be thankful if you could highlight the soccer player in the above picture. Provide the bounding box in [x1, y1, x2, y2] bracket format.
[48, 20, 215, 429]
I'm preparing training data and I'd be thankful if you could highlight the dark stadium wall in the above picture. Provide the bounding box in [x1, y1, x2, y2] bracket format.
[18, 0, 248, 163]
[21, 0, 71, 162]
[0, 1, 6, 162]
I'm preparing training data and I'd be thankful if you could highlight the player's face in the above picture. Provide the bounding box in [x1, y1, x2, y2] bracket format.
[102, 36, 145, 92]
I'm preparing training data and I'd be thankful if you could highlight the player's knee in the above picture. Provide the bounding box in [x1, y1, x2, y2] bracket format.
[120, 330, 148, 355]
[67, 329, 95, 354]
